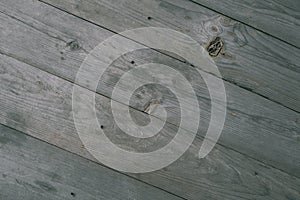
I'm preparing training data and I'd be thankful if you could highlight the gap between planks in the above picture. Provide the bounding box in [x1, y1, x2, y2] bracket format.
[37, 0, 300, 113]
[188, 0, 300, 49]
[0, 123, 185, 200]
[0, 0, 298, 179]
[0, 49, 300, 199]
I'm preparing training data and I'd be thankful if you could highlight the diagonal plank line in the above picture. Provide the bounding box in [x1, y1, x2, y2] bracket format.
[0, 0, 299, 178]
[37, 0, 300, 114]
[0, 123, 187, 200]
[187, 0, 300, 49]
[0, 49, 299, 180]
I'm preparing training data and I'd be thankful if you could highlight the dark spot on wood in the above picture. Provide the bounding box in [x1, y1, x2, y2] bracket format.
[254, 171, 258, 176]
[61, 57, 65, 60]
[147, 16, 152, 20]
[66, 40, 80, 51]
[71, 192, 76, 197]
[211, 26, 218, 32]
[206, 37, 224, 57]
[36, 80, 43, 87]
[15, 178, 21, 184]
[9, 89, 20, 96]
[184, 15, 191, 20]
[2, 174, 7, 178]
[34, 180, 57, 192]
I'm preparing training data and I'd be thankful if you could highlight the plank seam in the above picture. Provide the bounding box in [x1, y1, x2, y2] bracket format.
[36, 0, 300, 114]
[187, 0, 300, 49]
[0, 123, 187, 200]
[0, 50, 299, 180]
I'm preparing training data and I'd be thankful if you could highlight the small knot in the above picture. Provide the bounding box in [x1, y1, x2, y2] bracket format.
[206, 37, 223, 57]
[66, 40, 80, 51]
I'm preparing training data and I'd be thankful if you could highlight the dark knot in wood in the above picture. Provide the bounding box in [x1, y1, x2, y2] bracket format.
[206, 36, 224, 57]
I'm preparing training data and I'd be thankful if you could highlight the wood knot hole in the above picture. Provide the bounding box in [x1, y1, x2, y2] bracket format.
[206, 36, 223, 57]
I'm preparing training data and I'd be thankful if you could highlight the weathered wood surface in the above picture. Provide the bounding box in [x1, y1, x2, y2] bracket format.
[1, 52, 300, 200]
[0, 125, 183, 200]
[39, 0, 300, 112]
[0, 0, 300, 178]
[191, 0, 300, 47]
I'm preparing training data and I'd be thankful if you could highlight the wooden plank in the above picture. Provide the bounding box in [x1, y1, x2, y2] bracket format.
[1, 40, 300, 200]
[191, 0, 300, 47]
[37, 0, 300, 112]
[0, 0, 300, 178]
[0, 125, 183, 200]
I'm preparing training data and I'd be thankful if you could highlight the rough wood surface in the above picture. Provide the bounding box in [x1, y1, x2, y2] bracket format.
[0, 40, 300, 200]
[191, 0, 300, 47]
[38, 0, 300, 112]
[0, 0, 300, 178]
[0, 125, 183, 200]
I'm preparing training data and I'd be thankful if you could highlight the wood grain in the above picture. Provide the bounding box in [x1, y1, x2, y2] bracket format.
[0, 0, 300, 178]
[191, 0, 300, 47]
[38, 0, 300, 112]
[0, 37, 300, 199]
[0, 125, 183, 200]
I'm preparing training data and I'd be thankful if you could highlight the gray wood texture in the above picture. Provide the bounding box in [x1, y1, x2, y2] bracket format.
[0, 0, 299, 178]
[39, 0, 300, 112]
[0, 52, 300, 200]
[191, 0, 300, 47]
[0, 124, 183, 200]
[1, 0, 300, 199]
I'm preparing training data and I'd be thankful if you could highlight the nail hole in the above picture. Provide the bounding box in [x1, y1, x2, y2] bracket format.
[254, 172, 258, 176]
[130, 60, 135, 64]
[71, 192, 76, 197]
[100, 125, 104, 129]
[147, 16, 152, 20]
